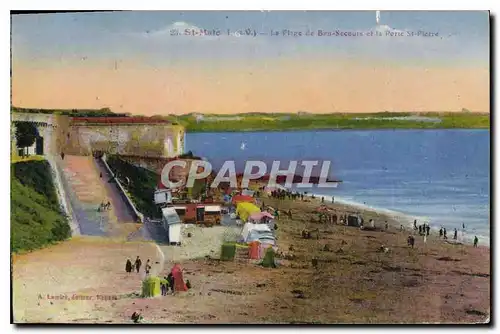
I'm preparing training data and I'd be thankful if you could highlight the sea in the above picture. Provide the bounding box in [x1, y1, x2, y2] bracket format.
[186, 129, 490, 245]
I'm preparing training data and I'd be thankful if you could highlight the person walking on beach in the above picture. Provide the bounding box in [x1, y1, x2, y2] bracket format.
[443, 228, 448, 240]
[145, 259, 151, 276]
[473, 236, 479, 248]
[439, 227, 443, 238]
[414, 220, 417, 230]
[321, 197, 324, 203]
[134, 256, 142, 273]
[407, 235, 415, 248]
[160, 276, 168, 296]
[453, 228, 458, 240]
[125, 258, 132, 273]
[418, 225, 422, 235]
[167, 273, 174, 293]
[332, 196, 335, 204]
[426, 224, 430, 236]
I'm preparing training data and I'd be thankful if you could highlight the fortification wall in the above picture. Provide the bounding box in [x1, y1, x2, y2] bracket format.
[11, 112, 185, 159]
[65, 124, 184, 158]
[11, 113, 71, 157]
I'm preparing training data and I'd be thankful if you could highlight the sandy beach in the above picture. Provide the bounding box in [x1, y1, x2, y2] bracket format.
[12, 194, 490, 324]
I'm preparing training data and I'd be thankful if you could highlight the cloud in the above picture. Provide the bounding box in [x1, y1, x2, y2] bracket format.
[374, 24, 405, 35]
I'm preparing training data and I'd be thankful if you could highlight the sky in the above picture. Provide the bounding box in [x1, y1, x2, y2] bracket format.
[11, 11, 490, 114]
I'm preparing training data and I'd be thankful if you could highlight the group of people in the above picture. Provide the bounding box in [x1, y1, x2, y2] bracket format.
[125, 256, 152, 275]
[159, 273, 192, 296]
[413, 220, 431, 236]
[407, 220, 481, 248]
[98, 201, 112, 212]
[268, 189, 303, 201]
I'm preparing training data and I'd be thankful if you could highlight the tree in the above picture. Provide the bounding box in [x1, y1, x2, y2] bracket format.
[15, 122, 38, 156]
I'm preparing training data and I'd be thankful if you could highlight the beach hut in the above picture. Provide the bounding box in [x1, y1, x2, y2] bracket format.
[154, 189, 172, 205]
[204, 205, 222, 225]
[162, 207, 182, 245]
[236, 202, 261, 222]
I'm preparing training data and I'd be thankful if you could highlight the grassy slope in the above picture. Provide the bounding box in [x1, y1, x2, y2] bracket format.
[11, 160, 70, 252]
[105, 156, 207, 219]
[176, 112, 490, 132]
[105, 156, 161, 219]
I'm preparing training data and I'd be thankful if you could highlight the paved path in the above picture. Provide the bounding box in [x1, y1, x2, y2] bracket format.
[59, 155, 136, 237]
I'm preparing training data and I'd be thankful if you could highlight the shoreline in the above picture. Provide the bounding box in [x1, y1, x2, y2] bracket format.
[311, 193, 490, 246]
[264, 190, 490, 249]
[186, 127, 490, 134]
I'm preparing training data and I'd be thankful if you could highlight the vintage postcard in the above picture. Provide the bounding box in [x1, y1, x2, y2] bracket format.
[10, 10, 490, 324]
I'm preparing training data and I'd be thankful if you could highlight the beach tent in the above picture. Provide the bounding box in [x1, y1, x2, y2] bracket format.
[248, 241, 260, 259]
[347, 215, 360, 227]
[221, 243, 237, 261]
[171, 264, 187, 292]
[261, 247, 277, 268]
[241, 222, 255, 242]
[236, 202, 261, 222]
[232, 195, 255, 205]
[241, 189, 255, 197]
[240, 223, 275, 244]
[241, 222, 271, 241]
[249, 211, 274, 223]
[142, 276, 161, 297]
